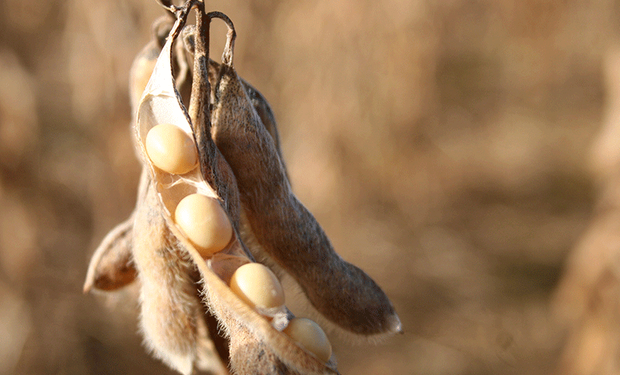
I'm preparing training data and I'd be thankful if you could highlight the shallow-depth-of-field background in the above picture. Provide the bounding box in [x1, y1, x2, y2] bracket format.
[2, 0, 620, 374]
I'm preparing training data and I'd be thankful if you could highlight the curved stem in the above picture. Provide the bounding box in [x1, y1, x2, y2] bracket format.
[206, 11, 236, 66]
[166, 0, 197, 42]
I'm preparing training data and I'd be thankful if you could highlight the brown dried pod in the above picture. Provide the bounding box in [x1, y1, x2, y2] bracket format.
[129, 5, 232, 374]
[209, 15, 400, 339]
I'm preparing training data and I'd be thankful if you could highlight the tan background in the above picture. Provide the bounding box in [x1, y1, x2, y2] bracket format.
[1, 0, 618, 374]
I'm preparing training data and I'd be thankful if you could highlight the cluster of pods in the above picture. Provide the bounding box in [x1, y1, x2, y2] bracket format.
[85, 1, 400, 374]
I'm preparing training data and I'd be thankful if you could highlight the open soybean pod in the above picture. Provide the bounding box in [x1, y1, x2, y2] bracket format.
[209, 12, 401, 340]
[125, 5, 231, 375]
[134, 3, 339, 374]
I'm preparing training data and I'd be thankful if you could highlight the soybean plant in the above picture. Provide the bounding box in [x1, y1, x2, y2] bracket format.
[84, 1, 400, 374]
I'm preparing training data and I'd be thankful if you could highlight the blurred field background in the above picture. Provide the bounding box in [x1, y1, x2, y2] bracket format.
[2, 0, 620, 374]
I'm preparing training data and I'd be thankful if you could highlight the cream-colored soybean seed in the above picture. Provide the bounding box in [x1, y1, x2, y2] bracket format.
[174, 194, 233, 256]
[229, 263, 285, 309]
[283, 318, 332, 363]
[145, 123, 198, 175]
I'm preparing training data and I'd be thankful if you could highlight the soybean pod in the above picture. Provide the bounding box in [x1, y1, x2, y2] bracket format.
[210, 18, 401, 339]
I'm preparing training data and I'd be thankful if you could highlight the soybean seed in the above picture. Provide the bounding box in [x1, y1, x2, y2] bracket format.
[283, 318, 332, 363]
[174, 193, 233, 256]
[229, 263, 285, 310]
[146, 123, 197, 175]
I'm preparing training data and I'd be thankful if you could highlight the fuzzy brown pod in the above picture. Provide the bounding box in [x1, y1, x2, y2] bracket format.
[209, 18, 401, 339]
[185, 21, 399, 338]
[132, 168, 228, 375]
[128, 9, 233, 373]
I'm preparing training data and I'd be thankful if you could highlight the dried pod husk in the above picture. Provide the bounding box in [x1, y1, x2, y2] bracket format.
[210, 30, 401, 339]
[134, 8, 339, 374]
